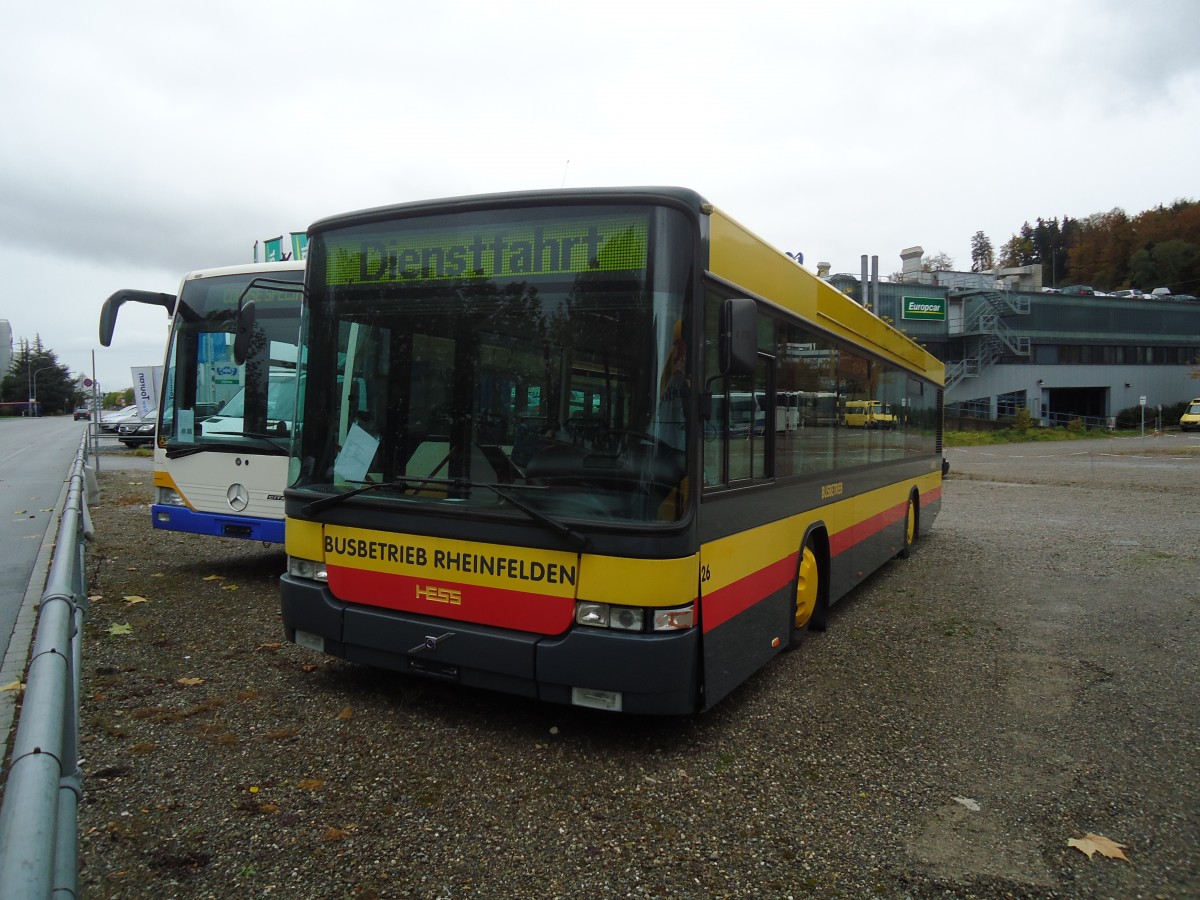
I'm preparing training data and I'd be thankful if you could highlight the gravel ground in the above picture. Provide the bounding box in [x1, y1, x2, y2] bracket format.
[60, 436, 1200, 897]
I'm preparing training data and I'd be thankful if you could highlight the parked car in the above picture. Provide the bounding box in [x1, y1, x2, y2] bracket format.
[117, 409, 157, 448]
[1113, 289, 1145, 299]
[73, 407, 91, 420]
[1174, 294, 1197, 302]
[1059, 284, 1095, 296]
[1151, 287, 1172, 298]
[100, 406, 143, 434]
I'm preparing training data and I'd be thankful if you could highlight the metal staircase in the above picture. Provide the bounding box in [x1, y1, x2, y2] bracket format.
[945, 291, 1031, 390]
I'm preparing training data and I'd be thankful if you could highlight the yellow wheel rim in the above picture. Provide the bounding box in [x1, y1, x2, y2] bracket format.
[905, 497, 917, 546]
[795, 544, 818, 629]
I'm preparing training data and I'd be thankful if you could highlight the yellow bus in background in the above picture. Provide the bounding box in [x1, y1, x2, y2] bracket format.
[844, 399, 898, 429]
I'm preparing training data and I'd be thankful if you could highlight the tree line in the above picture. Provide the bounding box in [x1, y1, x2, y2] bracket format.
[968, 198, 1200, 294]
[0, 337, 134, 416]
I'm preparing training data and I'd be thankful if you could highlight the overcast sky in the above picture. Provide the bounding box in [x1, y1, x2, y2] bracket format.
[2, 0, 1198, 392]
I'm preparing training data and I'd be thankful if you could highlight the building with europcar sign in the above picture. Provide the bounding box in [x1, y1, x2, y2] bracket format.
[827, 265, 1200, 429]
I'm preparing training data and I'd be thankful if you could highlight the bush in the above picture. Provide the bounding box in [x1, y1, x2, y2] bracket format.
[1115, 400, 1191, 430]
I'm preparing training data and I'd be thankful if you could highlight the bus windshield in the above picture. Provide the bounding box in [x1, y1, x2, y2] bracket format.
[293, 204, 694, 525]
[160, 270, 303, 452]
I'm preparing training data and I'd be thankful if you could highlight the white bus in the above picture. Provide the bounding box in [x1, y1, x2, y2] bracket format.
[99, 261, 304, 542]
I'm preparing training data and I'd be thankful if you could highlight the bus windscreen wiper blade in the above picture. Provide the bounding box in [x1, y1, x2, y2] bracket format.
[462, 480, 589, 551]
[165, 438, 288, 459]
[303, 476, 588, 551]
[302, 478, 420, 515]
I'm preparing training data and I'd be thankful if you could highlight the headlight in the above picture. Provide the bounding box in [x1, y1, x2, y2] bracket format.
[574, 601, 691, 632]
[156, 487, 187, 507]
[577, 601, 646, 630]
[288, 555, 327, 582]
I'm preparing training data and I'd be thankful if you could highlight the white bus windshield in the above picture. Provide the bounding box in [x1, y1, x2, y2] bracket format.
[293, 205, 694, 525]
[160, 270, 303, 450]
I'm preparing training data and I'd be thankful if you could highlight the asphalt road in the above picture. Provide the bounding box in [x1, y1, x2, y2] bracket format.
[0, 416, 90, 664]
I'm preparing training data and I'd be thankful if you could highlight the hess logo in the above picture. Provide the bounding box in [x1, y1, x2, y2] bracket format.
[416, 585, 462, 605]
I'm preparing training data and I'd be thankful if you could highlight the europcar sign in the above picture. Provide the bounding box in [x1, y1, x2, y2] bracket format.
[901, 296, 947, 321]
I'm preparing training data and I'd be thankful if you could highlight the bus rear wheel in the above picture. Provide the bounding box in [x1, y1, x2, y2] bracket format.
[789, 538, 821, 649]
[898, 492, 918, 558]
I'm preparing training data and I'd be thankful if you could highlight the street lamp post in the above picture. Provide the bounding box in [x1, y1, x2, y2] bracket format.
[30, 365, 56, 416]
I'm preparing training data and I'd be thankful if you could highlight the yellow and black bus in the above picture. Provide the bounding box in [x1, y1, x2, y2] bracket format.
[272, 187, 944, 714]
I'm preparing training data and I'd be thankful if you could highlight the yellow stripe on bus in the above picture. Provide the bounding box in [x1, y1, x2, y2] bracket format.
[577, 554, 699, 606]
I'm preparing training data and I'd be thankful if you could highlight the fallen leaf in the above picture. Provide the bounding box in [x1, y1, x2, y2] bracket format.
[302, 663, 320, 673]
[12, 510, 26, 515]
[323, 827, 347, 842]
[1, 680, 25, 692]
[298, 778, 324, 791]
[254, 642, 282, 652]
[952, 796, 980, 812]
[176, 677, 205, 686]
[123, 595, 151, 605]
[202, 575, 225, 582]
[1068, 833, 1130, 862]
[337, 706, 353, 721]
[107, 623, 132, 636]
[222, 584, 240, 591]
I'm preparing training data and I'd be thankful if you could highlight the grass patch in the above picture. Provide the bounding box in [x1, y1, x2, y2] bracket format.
[944, 428, 1144, 447]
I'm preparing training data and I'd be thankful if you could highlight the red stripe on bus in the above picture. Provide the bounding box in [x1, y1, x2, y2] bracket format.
[828, 497, 911, 556]
[701, 553, 797, 633]
[921, 485, 942, 507]
[327, 566, 575, 634]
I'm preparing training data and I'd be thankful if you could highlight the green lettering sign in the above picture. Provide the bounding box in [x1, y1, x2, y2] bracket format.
[323, 215, 648, 285]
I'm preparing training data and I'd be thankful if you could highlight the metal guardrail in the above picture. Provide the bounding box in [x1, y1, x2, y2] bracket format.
[0, 432, 93, 898]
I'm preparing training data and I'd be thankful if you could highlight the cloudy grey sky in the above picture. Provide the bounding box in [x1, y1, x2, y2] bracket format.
[2, 0, 1198, 392]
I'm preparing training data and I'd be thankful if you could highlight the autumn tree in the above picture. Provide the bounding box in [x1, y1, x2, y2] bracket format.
[993, 198, 1200, 294]
[998, 224, 1035, 268]
[922, 251, 954, 272]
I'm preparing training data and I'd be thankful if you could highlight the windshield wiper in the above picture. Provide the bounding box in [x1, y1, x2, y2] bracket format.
[302, 476, 589, 551]
[466, 480, 589, 551]
[302, 477, 421, 515]
[165, 437, 289, 459]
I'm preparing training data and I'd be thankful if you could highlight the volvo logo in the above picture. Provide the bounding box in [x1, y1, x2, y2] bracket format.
[409, 632, 455, 654]
[226, 483, 250, 512]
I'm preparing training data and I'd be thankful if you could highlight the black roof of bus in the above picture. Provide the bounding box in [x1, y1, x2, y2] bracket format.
[307, 186, 711, 236]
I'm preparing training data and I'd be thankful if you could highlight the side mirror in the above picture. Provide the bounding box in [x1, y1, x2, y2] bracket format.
[233, 299, 256, 366]
[719, 298, 757, 377]
[99, 289, 176, 347]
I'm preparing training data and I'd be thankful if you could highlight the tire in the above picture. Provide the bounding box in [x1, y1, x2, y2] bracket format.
[897, 492, 918, 559]
[788, 537, 822, 649]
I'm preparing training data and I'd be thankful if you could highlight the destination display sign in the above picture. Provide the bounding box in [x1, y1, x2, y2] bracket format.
[323, 214, 648, 284]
